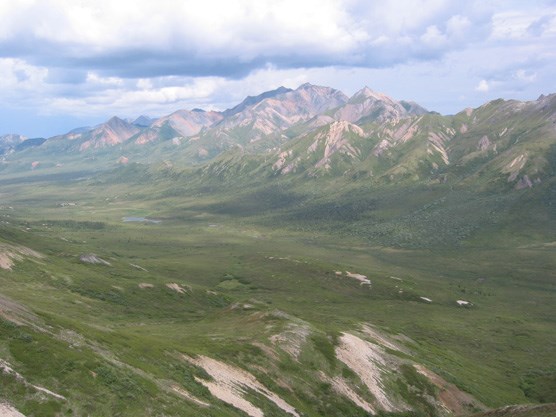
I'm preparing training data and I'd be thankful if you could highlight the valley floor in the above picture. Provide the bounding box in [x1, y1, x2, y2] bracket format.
[0, 171, 554, 416]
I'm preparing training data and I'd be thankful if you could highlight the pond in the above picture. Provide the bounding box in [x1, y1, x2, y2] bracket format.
[122, 216, 161, 224]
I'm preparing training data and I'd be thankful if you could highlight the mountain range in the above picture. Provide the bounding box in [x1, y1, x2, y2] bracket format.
[1, 83, 554, 194]
[0, 84, 555, 417]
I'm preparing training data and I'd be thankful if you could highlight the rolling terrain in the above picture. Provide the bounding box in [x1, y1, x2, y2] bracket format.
[0, 84, 555, 417]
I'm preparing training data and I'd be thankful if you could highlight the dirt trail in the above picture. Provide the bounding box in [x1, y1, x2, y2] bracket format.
[183, 354, 300, 417]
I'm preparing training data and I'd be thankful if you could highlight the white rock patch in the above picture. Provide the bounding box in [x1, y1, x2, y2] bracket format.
[0, 403, 26, 417]
[360, 325, 406, 353]
[166, 283, 187, 294]
[270, 322, 310, 359]
[0, 244, 44, 270]
[345, 271, 371, 285]
[183, 355, 300, 417]
[319, 371, 375, 413]
[335, 333, 397, 412]
[79, 254, 111, 266]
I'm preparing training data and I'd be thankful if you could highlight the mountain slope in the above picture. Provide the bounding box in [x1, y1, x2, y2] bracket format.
[0, 85, 555, 417]
[222, 86, 293, 118]
[0, 85, 554, 193]
[333, 86, 428, 124]
[212, 83, 349, 142]
[0, 134, 27, 155]
[259, 93, 556, 192]
[42, 116, 142, 153]
[146, 109, 224, 140]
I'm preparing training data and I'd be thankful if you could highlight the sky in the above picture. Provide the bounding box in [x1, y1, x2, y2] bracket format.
[0, 0, 555, 137]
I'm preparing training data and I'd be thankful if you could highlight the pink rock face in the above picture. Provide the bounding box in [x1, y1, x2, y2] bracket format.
[117, 156, 129, 164]
[78, 117, 140, 151]
[134, 129, 158, 145]
[151, 110, 223, 138]
[220, 84, 348, 137]
[312, 121, 364, 169]
[334, 87, 427, 124]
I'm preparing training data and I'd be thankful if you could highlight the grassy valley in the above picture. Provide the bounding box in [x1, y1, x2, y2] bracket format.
[0, 86, 555, 416]
[0, 163, 554, 416]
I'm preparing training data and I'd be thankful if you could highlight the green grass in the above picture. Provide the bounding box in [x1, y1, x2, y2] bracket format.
[0, 166, 554, 416]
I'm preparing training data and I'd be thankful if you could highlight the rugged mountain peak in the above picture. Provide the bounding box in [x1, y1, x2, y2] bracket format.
[222, 86, 293, 118]
[335, 88, 427, 124]
[79, 116, 140, 151]
[399, 100, 428, 115]
[0, 134, 28, 155]
[350, 86, 393, 104]
[534, 93, 556, 102]
[133, 115, 155, 127]
[149, 108, 223, 139]
[214, 84, 349, 142]
[294, 82, 347, 97]
[287, 84, 349, 113]
[105, 116, 129, 129]
[0, 133, 27, 143]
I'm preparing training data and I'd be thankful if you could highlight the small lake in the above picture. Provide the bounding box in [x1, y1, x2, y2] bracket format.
[122, 216, 161, 224]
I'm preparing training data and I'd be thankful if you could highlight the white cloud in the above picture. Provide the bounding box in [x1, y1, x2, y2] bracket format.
[475, 79, 490, 92]
[515, 69, 537, 83]
[0, 0, 554, 134]
[446, 14, 471, 37]
[86, 72, 123, 87]
[0, 0, 368, 60]
[491, 8, 556, 41]
[0, 58, 48, 90]
[0, 0, 489, 76]
[136, 79, 153, 90]
[420, 25, 448, 47]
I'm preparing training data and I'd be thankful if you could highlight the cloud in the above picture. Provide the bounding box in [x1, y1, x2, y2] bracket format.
[490, 8, 556, 41]
[0, 58, 49, 108]
[527, 14, 554, 36]
[475, 79, 490, 92]
[0, 0, 555, 135]
[515, 69, 537, 83]
[420, 25, 449, 47]
[0, 0, 490, 79]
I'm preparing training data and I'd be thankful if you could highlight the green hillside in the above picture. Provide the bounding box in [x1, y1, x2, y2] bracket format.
[0, 88, 555, 416]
